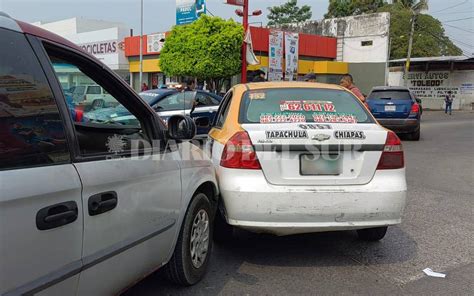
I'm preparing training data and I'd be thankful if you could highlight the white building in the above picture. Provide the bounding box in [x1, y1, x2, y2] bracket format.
[276, 12, 391, 94]
[32, 17, 130, 80]
[389, 56, 474, 110]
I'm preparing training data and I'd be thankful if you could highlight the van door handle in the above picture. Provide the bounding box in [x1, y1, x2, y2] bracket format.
[36, 201, 78, 230]
[88, 191, 117, 216]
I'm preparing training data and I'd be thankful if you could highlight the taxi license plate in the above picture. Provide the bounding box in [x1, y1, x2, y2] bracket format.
[385, 105, 396, 112]
[300, 154, 341, 175]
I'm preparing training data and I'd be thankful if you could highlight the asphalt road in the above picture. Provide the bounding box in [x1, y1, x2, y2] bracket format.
[126, 111, 474, 296]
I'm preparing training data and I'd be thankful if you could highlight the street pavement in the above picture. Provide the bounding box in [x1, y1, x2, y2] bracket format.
[126, 111, 474, 296]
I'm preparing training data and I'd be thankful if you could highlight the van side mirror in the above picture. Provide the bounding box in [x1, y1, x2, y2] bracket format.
[167, 115, 196, 140]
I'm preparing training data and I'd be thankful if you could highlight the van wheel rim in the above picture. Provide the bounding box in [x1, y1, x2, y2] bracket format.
[190, 209, 209, 268]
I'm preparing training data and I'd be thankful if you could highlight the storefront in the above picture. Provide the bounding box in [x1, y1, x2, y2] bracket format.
[32, 18, 131, 82]
[124, 27, 346, 91]
[389, 56, 474, 110]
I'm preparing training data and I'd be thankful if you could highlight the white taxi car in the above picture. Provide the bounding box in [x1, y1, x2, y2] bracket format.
[208, 82, 407, 241]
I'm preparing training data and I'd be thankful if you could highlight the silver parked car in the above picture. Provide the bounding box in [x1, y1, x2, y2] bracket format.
[0, 13, 218, 295]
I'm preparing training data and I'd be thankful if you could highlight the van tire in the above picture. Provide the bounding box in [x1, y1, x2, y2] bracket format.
[165, 192, 213, 286]
[357, 226, 388, 241]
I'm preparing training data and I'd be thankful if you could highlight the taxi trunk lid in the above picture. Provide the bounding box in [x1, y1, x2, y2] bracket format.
[242, 123, 388, 186]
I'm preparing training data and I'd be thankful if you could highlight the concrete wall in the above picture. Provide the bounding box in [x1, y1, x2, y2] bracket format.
[349, 62, 387, 95]
[389, 70, 474, 110]
[275, 13, 390, 90]
[275, 12, 390, 64]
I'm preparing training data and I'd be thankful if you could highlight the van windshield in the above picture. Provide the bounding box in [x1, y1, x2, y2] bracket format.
[240, 88, 373, 124]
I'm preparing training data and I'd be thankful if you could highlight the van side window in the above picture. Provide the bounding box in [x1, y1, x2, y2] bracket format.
[44, 44, 148, 157]
[0, 29, 70, 170]
[215, 91, 233, 128]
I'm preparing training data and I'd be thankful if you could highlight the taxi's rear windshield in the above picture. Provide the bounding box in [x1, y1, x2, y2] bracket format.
[239, 88, 373, 124]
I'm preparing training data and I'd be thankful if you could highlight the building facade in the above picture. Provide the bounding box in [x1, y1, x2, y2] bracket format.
[275, 12, 391, 95]
[124, 27, 345, 91]
[389, 56, 474, 110]
[32, 17, 130, 82]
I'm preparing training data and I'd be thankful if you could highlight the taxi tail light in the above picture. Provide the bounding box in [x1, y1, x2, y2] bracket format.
[377, 131, 404, 170]
[220, 131, 261, 169]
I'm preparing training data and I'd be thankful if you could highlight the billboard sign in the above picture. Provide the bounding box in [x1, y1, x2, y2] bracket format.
[284, 32, 299, 81]
[176, 0, 206, 25]
[147, 33, 166, 53]
[268, 30, 283, 81]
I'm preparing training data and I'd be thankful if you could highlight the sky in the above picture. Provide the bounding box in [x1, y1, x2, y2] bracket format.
[1, 0, 473, 55]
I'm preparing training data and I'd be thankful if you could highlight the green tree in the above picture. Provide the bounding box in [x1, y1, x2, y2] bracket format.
[378, 3, 462, 59]
[159, 15, 243, 92]
[267, 0, 312, 26]
[325, 0, 385, 18]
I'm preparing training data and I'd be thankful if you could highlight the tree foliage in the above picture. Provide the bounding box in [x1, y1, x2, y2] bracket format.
[325, 0, 385, 18]
[324, 1, 462, 59]
[159, 15, 243, 91]
[378, 3, 462, 59]
[267, 0, 312, 26]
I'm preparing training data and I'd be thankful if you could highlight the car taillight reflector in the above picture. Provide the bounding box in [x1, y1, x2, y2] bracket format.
[377, 131, 404, 170]
[220, 131, 261, 169]
[410, 103, 420, 114]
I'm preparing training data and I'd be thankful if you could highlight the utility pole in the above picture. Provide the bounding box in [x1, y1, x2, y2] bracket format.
[139, 0, 144, 90]
[241, 0, 249, 83]
[404, 11, 416, 86]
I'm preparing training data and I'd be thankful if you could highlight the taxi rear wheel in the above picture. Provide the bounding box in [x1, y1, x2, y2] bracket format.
[357, 226, 388, 241]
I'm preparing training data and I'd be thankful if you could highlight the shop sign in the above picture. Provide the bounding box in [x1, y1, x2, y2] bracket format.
[80, 40, 118, 55]
[404, 71, 459, 99]
[147, 33, 166, 53]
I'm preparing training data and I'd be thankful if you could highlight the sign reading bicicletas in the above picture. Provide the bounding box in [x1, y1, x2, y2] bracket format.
[176, 0, 206, 25]
[224, 0, 244, 6]
[80, 40, 120, 55]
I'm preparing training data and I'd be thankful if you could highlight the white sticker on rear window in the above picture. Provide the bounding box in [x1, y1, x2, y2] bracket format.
[249, 92, 266, 100]
[260, 113, 307, 123]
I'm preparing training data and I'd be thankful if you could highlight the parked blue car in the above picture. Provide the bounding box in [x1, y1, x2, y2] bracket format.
[86, 89, 222, 138]
[366, 86, 422, 141]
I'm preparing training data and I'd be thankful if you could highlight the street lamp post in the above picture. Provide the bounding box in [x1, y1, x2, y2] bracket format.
[240, 0, 249, 83]
[139, 0, 143, 90]
[235, 0, 261, 83]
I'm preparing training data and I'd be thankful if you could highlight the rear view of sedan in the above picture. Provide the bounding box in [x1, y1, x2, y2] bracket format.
[209, 82, 407, 241]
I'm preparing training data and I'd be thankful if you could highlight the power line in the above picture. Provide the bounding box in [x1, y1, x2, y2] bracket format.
[444, 23, 474, 34]
[442, 17, 474, 23]
[435, 10, 474, 15]
[432, 0, 469, 14]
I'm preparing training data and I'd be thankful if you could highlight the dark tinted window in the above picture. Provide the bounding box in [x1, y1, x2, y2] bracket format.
[195, 92, 220, 106]
[367, 90, 412, 101]
[240, 88, 372, 124]
[86, 85, 101, 94]
[0, 29, 70, 170]
[155, 92, 194, 111]
[215, 91, 232, 128]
